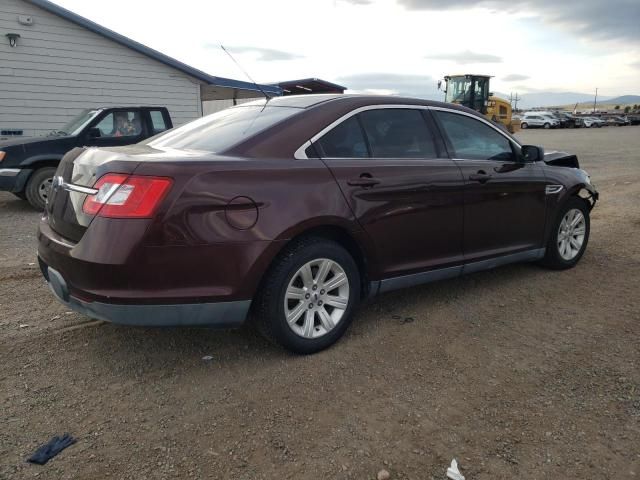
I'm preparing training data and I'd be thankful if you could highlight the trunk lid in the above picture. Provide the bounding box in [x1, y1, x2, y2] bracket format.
[46, 147, 140, 242]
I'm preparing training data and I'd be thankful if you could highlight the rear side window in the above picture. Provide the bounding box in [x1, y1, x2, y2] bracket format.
[149, 110, 168, 134]
[316, 116, 368, 158]
[435, 111, 514, 161]
[146, 106, 300, 153]
[359, 108, 437, 158]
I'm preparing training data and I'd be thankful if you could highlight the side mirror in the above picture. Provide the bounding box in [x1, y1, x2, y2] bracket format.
[87, 127, 101, 138]
[521, 145, 544, 162]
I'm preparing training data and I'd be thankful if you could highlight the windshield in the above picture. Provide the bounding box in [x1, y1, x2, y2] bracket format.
[445, 76, 489, 112]
[445, 77, 472, 104]
[146, 105, 301, 153]
[57, 109, 101, 136]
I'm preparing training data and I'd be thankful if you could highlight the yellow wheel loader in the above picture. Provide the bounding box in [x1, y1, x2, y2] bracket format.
[440, 74, 519, 133]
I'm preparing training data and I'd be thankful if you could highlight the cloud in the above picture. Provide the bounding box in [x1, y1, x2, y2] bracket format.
[393, 0, 640, 44]
[503, 74, 531, 81]
[207, 45, 303, 61]
[335, 73, 442, 99]
[425, 50, 502, 64]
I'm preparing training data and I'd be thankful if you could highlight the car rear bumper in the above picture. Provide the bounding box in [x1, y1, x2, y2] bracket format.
[39, 257, 250, 328]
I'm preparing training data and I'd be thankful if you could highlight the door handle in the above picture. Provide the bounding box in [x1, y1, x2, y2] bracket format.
[469, 171, 492, 183]
[347, 176, 381, 187]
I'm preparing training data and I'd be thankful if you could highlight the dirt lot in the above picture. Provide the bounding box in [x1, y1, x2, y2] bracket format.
[1, 126, 639, 480]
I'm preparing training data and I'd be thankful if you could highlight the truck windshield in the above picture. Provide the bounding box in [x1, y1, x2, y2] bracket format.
[445, 78, 472, 104]
[146, 105, 301, 153]
[58, 109, 101, 136]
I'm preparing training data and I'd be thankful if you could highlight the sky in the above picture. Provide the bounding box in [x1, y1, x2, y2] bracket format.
[53, 0, 640, 99]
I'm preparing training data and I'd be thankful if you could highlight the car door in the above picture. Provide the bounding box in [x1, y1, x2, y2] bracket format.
[432, 109, 547, 263]
[312, 107, 465, 279]
[83, 109, 146, 147]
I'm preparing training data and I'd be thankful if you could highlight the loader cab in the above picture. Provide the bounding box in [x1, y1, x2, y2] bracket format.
[443, 75, 491, 114]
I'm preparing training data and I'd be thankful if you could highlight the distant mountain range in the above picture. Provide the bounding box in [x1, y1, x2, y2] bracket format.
[602, 95, 640, 105]
[495, 92, 640, 109]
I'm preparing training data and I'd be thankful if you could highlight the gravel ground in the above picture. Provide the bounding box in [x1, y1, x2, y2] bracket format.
[1, 126, 639, 480]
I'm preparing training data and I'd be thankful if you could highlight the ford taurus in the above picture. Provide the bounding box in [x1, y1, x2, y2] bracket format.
[37, 94, 598, 353]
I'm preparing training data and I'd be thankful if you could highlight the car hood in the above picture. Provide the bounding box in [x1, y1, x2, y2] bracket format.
[0, 135, 75, 149]
[543, 150, 579, 168]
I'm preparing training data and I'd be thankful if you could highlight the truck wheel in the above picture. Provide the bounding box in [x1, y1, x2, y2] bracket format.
[254, 237, 360, 354]
[25, 167, 57, 210]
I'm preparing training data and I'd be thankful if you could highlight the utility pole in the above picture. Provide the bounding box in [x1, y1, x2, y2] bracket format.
[510, 92, 520, 111]
[593, 88, 598, 113]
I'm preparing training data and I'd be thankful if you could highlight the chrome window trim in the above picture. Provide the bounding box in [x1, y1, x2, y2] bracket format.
[294, 104, 521, 160]
[294, 141, 312, 160]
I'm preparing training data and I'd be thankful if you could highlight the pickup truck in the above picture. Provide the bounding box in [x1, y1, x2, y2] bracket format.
[0, 106, 173, 209]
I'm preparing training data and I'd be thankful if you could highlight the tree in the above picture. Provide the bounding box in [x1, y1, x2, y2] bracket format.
[614, 105, 620, 110]
[624, 106, 631, 113]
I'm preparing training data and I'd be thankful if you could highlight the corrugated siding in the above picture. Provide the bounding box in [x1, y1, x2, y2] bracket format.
[0, 0, 204, 137]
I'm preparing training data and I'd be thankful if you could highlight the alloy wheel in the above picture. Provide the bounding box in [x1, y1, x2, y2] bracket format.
[284, 258, 350, 339]
[557, 208, 586, 261]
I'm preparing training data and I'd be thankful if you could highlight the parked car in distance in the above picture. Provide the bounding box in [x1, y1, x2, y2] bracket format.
[584, 116, 606, 128]
[520, 113, 560, 129]
[628, 114, 640, 125]
[0, 107, 173, 209]
[37, 95, 598, 354]
[570, 116, 585, 128]
[580, 117, 597, 128]
[606, 116, 630, 126]
[551, 112, 569, 128]
[552, 112, 581, 128]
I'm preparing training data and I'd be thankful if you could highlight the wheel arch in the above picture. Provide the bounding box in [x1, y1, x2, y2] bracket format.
[11, 160, 60, 193]
[249, 221, 374, 303]
[543, 182, 596, 245]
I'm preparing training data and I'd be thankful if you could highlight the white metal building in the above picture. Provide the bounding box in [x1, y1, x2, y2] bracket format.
[0, 0, 280, 138]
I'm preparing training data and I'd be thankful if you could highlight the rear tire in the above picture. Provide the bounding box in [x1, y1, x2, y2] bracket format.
[25, 167, 56, 210]
[540, 197, 590, 270]
[254, 237, 360, 354]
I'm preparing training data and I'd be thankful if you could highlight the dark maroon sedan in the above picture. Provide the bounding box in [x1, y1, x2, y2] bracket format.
[37, 94, 598, 353]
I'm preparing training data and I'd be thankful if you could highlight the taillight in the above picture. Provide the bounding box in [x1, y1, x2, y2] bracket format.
[82, 173, 172, 218]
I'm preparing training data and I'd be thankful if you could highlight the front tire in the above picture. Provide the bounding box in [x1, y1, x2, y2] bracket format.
[521, 122, 528, 129]
[254, 237, 360, 354]
[25, 167, 56, 210]
[540, 197, 590, 270]
[544, 122, 551, 129]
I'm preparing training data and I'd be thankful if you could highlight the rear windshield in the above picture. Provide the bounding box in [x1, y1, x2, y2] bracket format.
[145, 105, 301, 153]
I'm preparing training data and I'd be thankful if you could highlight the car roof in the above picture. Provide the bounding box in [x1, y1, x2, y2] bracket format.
[93, 106, 167, 110]
[240, 93, 480, 114]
